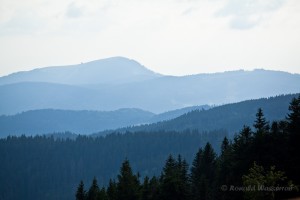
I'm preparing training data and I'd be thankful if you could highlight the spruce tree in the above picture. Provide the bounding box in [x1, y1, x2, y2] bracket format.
[142, 176, 151, 200]
[160, 155, 190, 200]
[76, 180, 86, 200]
[116, 159, 140, 200]
[286, 95, 300, 183]
[160, 155, 178, 200]
[190, 148, 203, 200]
[176, 155, 191, 200]
[107, 179, 117, 200]
[87, 177, 100, 200]
[253, 108, 272, 166]
[287, 95, 300, 133]
[254, 108, 269, 134]
[190, 143, 216, 200]
[217, 137, 233, 200]
[148, 176, 160, 200]
[231, 126, 254, 187]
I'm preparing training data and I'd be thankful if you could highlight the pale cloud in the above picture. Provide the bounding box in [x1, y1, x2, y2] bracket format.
[0, 0, 299, 76]
[217, 0, 287, 29]
[65, 2, 84, 18]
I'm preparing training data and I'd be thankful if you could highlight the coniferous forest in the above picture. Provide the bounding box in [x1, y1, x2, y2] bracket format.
[75, 96, 300, 200]
[0, 95, 300, 200]
[0, 129, 226, 200]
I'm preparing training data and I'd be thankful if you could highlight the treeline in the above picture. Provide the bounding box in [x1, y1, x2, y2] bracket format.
[77, 96, 300, 200]
[0, 129, 226, 200]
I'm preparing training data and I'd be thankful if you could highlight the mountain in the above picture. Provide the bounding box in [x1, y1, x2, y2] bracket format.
[0, 105, 210, 137]
[0, 108, 154, 137]
[1, 94, 300, 200]
[0, 57, 300, 114]
[97, 94, 299, 136]
[0, 82, 98, 114]
[0, 57, 161, 86]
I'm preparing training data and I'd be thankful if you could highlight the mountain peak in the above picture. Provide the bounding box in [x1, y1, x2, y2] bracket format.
[0, 57, 161, 86]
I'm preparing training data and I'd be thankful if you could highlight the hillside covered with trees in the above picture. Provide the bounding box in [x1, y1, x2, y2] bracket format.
[98, 94, 299, 136]
[76, 95, 300, 200]
[0, 95, 299, 200]
[0, 129, 226, 200]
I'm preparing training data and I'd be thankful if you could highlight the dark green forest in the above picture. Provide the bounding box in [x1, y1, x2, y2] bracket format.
[76, 96, 300, 200]
[0, 95, 300, 200]
[0, 129, 226, 200]
[98, 94, 298, 136]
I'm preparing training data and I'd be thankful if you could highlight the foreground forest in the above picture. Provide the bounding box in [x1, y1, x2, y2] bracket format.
[0, 95, 299, 200]
[0, 129, 226, 200]
[76, 96, 300, 200]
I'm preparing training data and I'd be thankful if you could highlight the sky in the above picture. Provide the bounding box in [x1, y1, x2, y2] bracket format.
[0, 0, 300, 76]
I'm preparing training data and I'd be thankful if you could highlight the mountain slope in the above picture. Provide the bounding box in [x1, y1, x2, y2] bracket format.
[0, 108, 154, 137]
[0, 82, 100, 114]
[105, 69, 300, 110]
[0, 105, 210, 137]
[98, 94, 299, 136]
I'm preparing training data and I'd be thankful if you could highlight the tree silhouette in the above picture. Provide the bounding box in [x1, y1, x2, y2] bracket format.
[116, 159, 140, 200]
[76, 180, 86, 200]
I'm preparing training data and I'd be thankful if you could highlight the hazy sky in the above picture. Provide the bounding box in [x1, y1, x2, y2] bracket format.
[0, 0, 300, 76]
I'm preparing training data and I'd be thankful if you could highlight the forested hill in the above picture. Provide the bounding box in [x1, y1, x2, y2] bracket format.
[1, 95, 300, 200]
[98, 94, 299, 136]
[0, 129, 227, 200]
[0, 105, 209, 137]
[0, 108, 155, 137]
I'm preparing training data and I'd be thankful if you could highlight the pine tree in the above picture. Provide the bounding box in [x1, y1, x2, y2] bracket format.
[287, 95, 300, 133]
[116, 159, 140, 200]
[142, 176, 151, 200]
[176, 155, 191, 200]
[230, 126, 254, 188]
[190, 143, 216, 200]
[107, 179, 117, 200]
[160, 155, 190, 200]
[254, 108, 269, 134]
[160, 155, 178, 200]
[190, 148, 203, 200]
[87, 177, 100, 200]
[253, 109, 273, 167]
[76, 180, 86, 200]
[217, 137, 233, 200]
[286, 95, 300, 184]
[221, 136, 229, 155]
[148, 176, 160, 200]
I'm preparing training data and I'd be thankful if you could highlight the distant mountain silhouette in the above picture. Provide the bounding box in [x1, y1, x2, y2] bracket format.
[0, 108, 154, 137]
[2, 94, 295, 138]
[0, 57, 161, 86]
[0, 105, 210, 137]
[0, 57, 299, 114]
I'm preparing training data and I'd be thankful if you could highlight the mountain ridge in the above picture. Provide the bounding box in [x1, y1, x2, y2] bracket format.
[0, 57, 161, 86]
[0, 57, 299, 114]
[0, 105, 211, 137]
[95, 93, 299, 136]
